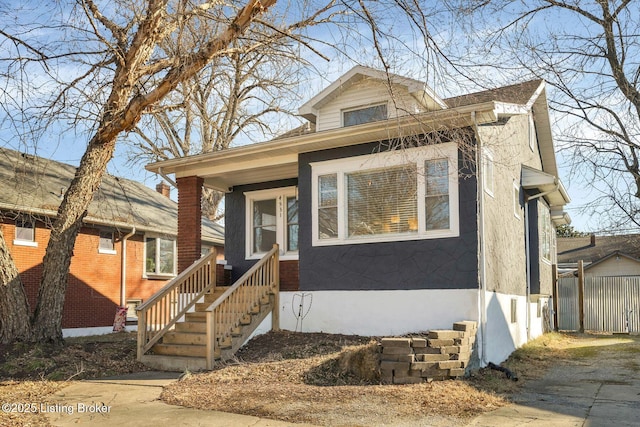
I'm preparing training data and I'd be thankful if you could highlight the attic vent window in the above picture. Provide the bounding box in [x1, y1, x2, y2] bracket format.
[343, 104, 387, 127]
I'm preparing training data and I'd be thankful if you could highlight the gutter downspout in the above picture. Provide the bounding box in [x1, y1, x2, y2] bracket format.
[523, 183, 558, 341]
[472, 111, 488, 366]
[120, 226, 136, 307]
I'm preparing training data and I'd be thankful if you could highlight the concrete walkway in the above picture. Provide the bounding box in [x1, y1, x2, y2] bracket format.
[45, 371, 317, 427]
[467, 338, 640, 426]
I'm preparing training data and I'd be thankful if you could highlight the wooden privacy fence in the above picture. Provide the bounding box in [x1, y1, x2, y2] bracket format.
[137, 250, 217, 359]
[557, 275, 640, 333]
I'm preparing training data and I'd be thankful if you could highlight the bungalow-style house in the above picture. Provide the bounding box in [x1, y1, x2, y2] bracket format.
[558, 234, 640, 277]
[0, 147, 224, 337]
[144, 66, 571, 367]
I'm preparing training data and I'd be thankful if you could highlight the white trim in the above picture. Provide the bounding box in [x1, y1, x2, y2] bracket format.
[483, 150, 494, 197]
[13, 239, 38, 247]
[310, 143, 459, 246]
[513, 180, 521, 219]
[244, 186, 299, 260]
[98, 248, 117, 255]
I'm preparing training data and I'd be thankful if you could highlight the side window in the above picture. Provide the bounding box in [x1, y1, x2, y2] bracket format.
[14, 216, 37, 247]
[145, 236, 176, 277]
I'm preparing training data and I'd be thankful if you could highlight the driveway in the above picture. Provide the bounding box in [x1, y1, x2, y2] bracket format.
[467, 335, 640, 426]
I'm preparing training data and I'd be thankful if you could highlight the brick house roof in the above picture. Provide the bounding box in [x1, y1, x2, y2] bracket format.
[0, 147, 223, 244]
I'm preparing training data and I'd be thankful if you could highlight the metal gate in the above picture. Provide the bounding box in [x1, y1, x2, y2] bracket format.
[557, 276, 640, 333]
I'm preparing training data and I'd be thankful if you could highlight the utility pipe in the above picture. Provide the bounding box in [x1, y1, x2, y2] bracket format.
[120, 226, 136, 307]
[471, 111, 488, 366]
[524, 183, 558, 340]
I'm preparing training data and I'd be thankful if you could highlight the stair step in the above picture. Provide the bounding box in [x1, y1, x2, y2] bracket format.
[186, 311, 207, 322]
[175, 321, 206, 333]
[140, 354, 208, 372]
[163, 331, 207, 345]
[153, 343, 206, 358]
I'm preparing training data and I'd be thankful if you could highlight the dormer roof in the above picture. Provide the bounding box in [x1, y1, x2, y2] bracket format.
[298, 66, 448, 123]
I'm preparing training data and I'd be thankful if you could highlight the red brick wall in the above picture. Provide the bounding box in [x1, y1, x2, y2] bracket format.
[2, 219, 174, 329]
[280, 260, 299, 291]
[177, 176, 203, 273]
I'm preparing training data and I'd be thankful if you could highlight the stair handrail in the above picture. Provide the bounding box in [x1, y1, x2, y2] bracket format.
[204, 244, 279, 368]
[137, 249, 217, 360]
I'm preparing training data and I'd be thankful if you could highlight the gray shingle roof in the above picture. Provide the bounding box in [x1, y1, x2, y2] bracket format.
[0, 147, 223, 244]
[557, 235, 640, 264]
[443, 80, 544, 108]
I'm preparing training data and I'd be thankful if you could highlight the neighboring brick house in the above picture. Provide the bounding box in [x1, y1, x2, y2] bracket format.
[146, 66, 571, 365]
[0, 147, 224, 336]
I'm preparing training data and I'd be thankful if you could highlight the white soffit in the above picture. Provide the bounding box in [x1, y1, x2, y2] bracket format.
[521, 165, 571, 207]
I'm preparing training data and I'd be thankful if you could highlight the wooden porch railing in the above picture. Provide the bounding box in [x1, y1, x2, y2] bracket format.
[137, 249, 217, 360]
[205, 244, 280, 369]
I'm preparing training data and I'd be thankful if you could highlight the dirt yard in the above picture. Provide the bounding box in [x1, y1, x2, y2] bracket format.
[2, 331, 638, 427]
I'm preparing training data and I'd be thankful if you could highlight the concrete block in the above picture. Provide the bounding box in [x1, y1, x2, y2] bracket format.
[453, 321, 477, 332]
[428, 339, 455, 347]
[413, 346, 442, 355]
[449, 368, 466, 377]
[439, 345, 459, 354]
[438, 360, 463, 369]
[383, 346, 414, 355]
[428, 330, 464, 339]
[411, 337, 427, 348]
[380, 361, 410, 371]
[381, 337, 411, 347]
[419, 353, 450, 362]
[382, 354, 414, 363]
[410, 361, 438, 371]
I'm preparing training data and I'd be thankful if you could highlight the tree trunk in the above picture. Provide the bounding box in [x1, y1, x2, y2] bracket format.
[0, 227, 32, 343]
[30, 139, 116, 342]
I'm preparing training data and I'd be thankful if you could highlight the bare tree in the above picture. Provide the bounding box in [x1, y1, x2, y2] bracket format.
[0, 0, 451, 344]
[443, 0, 640, 231]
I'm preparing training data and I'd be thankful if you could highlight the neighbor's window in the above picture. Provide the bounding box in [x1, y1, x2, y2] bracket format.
[14, 216, 36, 247]
[343, 104, 387, 127]
[245, 187, 298, 259]
[99, 230, 116, 254]
[145, 236, 176, 277]
[311, 143, 459, 246]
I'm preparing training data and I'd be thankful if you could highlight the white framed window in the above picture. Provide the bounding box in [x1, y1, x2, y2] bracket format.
[14, 216, 37, 247]
[513, 181, 521, 219]
[144, 235, 176, 277]
[342, 103, 388, 127]
[311, 143, 459, 246]
[482, 150, 494, 197]
[245, 187, 298, 260]
[98, 230, 116, 254]
[540, 204, 552, 262]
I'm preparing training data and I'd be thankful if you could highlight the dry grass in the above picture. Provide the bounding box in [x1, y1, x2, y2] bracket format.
[0, 332, 150, 427]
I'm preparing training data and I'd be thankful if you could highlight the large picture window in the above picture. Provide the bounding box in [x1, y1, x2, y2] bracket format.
[145, 236, 176, 277]
[311, 143, 459, 246]
[245, 187, 298, 259]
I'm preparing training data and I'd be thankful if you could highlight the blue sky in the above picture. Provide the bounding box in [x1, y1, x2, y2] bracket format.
[0, 0, 625, 234]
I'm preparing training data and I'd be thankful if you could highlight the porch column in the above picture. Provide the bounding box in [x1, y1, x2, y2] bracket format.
[177, 176, 203, 273]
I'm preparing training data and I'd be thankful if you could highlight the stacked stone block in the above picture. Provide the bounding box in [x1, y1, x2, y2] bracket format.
[379, 321, 477, 384]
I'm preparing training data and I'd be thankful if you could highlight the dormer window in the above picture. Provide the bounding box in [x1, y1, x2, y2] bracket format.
[342, 104, 387, 127]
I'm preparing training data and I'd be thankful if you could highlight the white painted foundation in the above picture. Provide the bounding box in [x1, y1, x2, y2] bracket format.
[62, 325, 137, 338]
[276, 289, 479, 336]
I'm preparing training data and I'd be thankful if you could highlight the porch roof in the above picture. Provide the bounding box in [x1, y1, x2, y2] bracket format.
[147, 101, 501, 192]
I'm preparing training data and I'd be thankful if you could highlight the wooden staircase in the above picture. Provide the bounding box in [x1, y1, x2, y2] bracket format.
[137, 245, 280, 371]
